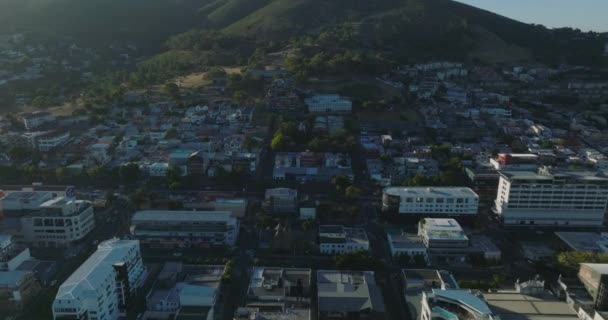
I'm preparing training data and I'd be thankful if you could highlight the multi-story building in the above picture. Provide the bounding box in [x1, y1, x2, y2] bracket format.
[20, 197, 95, 248]
[131, 210, 239, 248]
[317, 270, 385, 320]
[578, 263, 608, 310]
[494, 169, 608, 226]
[305, 94, 352, 113]
[382, 187, 479, 218]
[21, 111, 55, 130]
[264, 188, 298, 214]
[418, 219, 469, 249]
[52, 239, 146, 320]
[417, 219, 501, 263]
[319, 225, 368, 255]
[0, 191, 55, 215]
[31, 130, 71, 151]
[490, 153, 539, 171]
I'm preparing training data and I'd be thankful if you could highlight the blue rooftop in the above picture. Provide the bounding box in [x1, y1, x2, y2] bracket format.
[432, 289, 493, 315]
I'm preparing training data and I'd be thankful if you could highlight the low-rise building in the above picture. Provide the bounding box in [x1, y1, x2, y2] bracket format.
[555, 232, 608, 253]
[20, 197, 95, 248]
[0, 270, 41, 310]
[382, 187, 479, 218]
[145, 262, 224, 320]
[319, 225, 368, 255]
[305, 94, 352, 114]
[52, 239, 147, 320]
[34, 130, 70, 151]
[246, 267, 311, 307]
[264, 188, 298, 214]
[131, 210, 239, 248]
[387, 230, 427, 261]
[22, 111, 55, 130]
[417, 219, 501, 262]
[0, 191, 55, 215]
[317, 270, 385, 320]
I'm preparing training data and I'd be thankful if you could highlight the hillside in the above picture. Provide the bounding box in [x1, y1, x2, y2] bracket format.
[195, 0, 606, 65]
[0, 0, 213, 50]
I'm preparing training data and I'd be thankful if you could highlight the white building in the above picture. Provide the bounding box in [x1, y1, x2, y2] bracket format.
[382, 187, 479, 217]
[0, 191, 55, 213]
[52, 239, 146, 320]
[148, 162, 169, 177]
[480, 107, 512, 117]
[387, 231, 427, 260]
[131, 210, 239, 248]
[319, 225, 368, 255]
[22, 111, 54, 130]
[20, 197, 95, 248]
[34, 131, 70, 151]
[418, 219, 469, 249]
[494, 169, 608, 226]
[305, 94, 352, 113]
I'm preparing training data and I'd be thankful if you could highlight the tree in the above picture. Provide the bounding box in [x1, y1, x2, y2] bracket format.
[335, 250, 378, 270]
[129, 188, 148, 210]
[55, 167, 68, 183]
[302, 219, 316, 231]
[163, 82, 180, 100]
[332, 175, 350, 192]
[167, 165, 182, 188]
[165, 127, 178, 139]
[557, 251, 608, 275]
[345, 186, 361, 199]
[270, 132, 290, 150]
[119, 163, 140, 184]
[233, 90, 249, 105]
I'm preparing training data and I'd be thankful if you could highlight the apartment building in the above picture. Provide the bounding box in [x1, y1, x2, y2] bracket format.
[131, 210, 239, 248]
[20, 197, 95, 248]
[0, 270, 41, 310]
[52, 239, 146, 320]
[319, 225, 369, 255]
[382, 187, 479, 217]
[34, 130, 70, 151]
[494, 169, 608, 226]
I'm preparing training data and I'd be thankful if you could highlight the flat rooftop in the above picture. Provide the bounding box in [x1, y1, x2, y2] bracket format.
[132, 210, 234, 223]
[500, 170, 608, 182]
[483, 291, 578, 320]
[0, 191, 52, 202]
[384, 187, 478, 198]
[555, 232, 604, 252]
[387, 233, 425, 249]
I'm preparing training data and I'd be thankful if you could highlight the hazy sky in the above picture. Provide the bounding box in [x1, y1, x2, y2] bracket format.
[454, 0, 608, 32]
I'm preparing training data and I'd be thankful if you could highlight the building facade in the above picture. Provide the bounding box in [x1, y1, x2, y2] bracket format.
[494, 169, 608, 226]
[305, 94, 352, 113]
[382, 187, 479, 217]
[319, 225, 369, 255]
[20, 197, 95, 248]
[131, 210, 239, 248]
[52, 239, 146, 320]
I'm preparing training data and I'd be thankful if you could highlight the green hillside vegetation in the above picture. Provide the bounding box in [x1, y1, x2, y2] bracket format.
[0, 0, 213, 50]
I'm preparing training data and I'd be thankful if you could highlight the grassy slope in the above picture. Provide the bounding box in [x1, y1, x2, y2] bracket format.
[0, 0, 213, 49]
